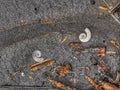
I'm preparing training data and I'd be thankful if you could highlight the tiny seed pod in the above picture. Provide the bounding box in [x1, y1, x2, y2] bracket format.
[79, 28, 91, 42]
[32, 50, 44, 62]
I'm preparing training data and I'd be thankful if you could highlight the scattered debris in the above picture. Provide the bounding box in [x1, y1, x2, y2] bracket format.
[32, 50, 44, 62]
[19, 20, 28, 26]
[57, 64, 71, 77]
[96, 65, 105, 75]
[73, 57, 78, 60]
[68, 42, 81, 48]
[85, 75, 120, 90]
[99, 60, 110, 71]
[106, 51, 117, 56]
[73, 78, 77, 85]
[85, 75, 103, 90]
[40, 18, 53, 24]
[79, 28, 91, 42]
[90, 57, 98, 66]
[79, 67, 86, 75]
[61, 36, 68, 44]
[29, 59, 55, 71]
[99, 80, 119, 90]
[48, 77, 74, 90]
[13, 66, 27, 76]
[21, 72, 25, 77]
[110, 39, 120, 49]
[75, 47, 106, 57]
[70, 78, 77, 89]
[114, 71, 120, 84]
[96, 65, 114, 82]
[29, 75, 34, 80]
[85, 66, 91, 73]
[96, 47, 106, 57]
[101, 0, 120, 24]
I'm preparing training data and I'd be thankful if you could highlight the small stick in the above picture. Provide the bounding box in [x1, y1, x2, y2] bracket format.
[48, 77, 74, 90]
[61, 36, 68, 44]
[29, 59, 55, 71]
[101, 0, 120, 24]
[106, 51, 117, 55]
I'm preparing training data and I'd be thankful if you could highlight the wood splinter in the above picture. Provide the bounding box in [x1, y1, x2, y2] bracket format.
[99, 80, 119, 90]
[85, 75, 120, 90]
[29, 59, 55, 71]
[110, 39, 120, 49]
[85, 75, 103, 90]
[48, 77, 75, 90]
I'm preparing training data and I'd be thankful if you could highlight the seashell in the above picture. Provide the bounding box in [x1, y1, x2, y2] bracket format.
[32, 50, 44, 62]
[79, 28, 91, 42]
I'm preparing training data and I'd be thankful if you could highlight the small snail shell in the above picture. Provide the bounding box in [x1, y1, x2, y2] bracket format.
[32, 50, 44, 62]
[79, 28, 91, 42]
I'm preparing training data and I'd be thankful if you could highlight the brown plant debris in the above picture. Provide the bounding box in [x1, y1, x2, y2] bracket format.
[29, 75, 34, 80]
[74, 47, 106, 57]
[99, 6, 109, 11]
[19, 20, 28, 26]
[48, 78, 74, 90]
[85, 75, 101, 90]
[85, 66, 91, 72]
[99, 80, 119, 90]
[85, 75, 120, 90]
[57, 64, 71, 77]
[99, 60, 110, 71]
[61, 36, 68, 44]
[29, 59, 55, 71]
[97, 47, 106, 57]
[110, 39, 120, 49]
[40, 18, 54, 24]
[68, 42, 81, 48]
[114, 71, 120, 84]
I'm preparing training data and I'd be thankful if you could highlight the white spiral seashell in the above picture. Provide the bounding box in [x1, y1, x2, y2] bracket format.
[79, 28, 91, 42]
[32, 50, 44, 62]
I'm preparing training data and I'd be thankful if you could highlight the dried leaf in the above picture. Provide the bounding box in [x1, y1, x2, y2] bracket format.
[29, 59, 55, 71]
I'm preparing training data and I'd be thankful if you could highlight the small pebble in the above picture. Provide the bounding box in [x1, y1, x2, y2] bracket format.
[21, 72, 25, 77]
